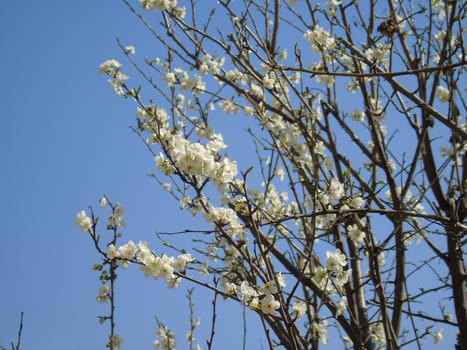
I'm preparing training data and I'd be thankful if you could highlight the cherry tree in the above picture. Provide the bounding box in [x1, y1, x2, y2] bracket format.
[76, 0, 466, 349]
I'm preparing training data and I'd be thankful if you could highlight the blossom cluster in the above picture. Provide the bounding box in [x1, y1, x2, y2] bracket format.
[154, 325, 176, 350]
[75, 210, 92, 232]
[163, 68, 206, 96]
[107, 240, 193, 288]
[385, 186, 425, 214]
[155, 131, 238, 191]
[303, 248, 351, 320]
[199, 54, 225, 75]
[436, 85, 450, 103]
[223, 276, 285, 315]
[204, 205, 245, 237]
[364, 43, 391, 66]
[98, 59, 128, 96]
[139, 0, 177, 11]
[304, 25, 336, 52]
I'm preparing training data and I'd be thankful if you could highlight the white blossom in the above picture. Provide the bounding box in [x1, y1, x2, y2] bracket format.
[351, 109, 365, 122]
[96, 285, 110, 303]
[436, 85, 450, 102]
[261, 293, 280, 314]
[260, 280, 278, 295]
[75, 211, 92, 232]
[304, 26, 336, 52]
[347, 224, 365, 244]
[326, 249, 347, 273]
[335, 296, 347, 316]
[110, 334, 123, 349]
[154, 325, 176, 350]
[124, 45, 136, 54]
[434, 328, 443, 344]
[140, 0, 177, 11]
[99, 197, 108, 207]
[312, 319, 328, 344]
[99, 59, 121, 74]
[292, 299, 307, 319]
[369, 321, 386, 344]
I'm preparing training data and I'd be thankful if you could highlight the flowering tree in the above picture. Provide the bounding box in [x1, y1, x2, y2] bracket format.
[76, 0, 467, 349]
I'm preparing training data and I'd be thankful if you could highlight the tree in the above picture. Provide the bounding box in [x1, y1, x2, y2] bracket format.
[76, 0, 466, 349]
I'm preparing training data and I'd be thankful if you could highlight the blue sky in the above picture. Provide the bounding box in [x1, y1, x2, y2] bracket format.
[0, 1, 460, 349]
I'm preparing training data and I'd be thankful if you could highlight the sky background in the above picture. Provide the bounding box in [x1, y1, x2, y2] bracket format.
[0, 1, 460, 349]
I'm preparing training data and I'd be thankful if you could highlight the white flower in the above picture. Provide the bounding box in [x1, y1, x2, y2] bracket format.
[240, 281, 258, 305]
[224, 282, 238, 294]
[347, 80, 360, 93]
[326, 249, 347, 273]
[109, 203, 126, 228]
[173, 253, 193, 271]
[99, 197, 108, 207]
[114, 203, 125, 218]
[347, 224, 365, 244]
[261, 293, 280, 314]
[377, 251, 386, 266]
[312, 320, 328, 344]
[125, 45, 136, 54]
[75, 211, 92, 232]
[206, 133, 227, 152]
[244, 106, 255, 115]
[140, 0, 177, 11]
[325, 0, 341, 16]
[434, 31, 446, 41]
[365, 43, 390, 66]
[260, 280, 278, 295]
[110, 334, 123, 349]
[174, 6, 186, 18]
[163, 72, 177, 87]
[278, 48, 288, 60]
[335, 296, 347, 316]
[276, 272, 286, 287]
[292, 299, 307, 319]
[107, 244, 119, 259]
[316, 74, 335, 87]
[186, 331, 194, 342]
[199, 54, 225, 75]
[219, 99, 239, 114]
[99, 59, 121, 74]
[351, 109, 365, 122]
[198, 261, 209, 276]
[328, 178, 345, 201]
[96, 285, 110, 303]
[369, 321, 386, 343]
[154, 325, 176, 350]
[304, 26, 336, 52]
[434, 328, 443, 344]
[436, 85, 450, 102]
[350, 196, 364, 208]
[326, 0, 341, 9]
[249, 83, 264, 99]
[118, 240, 137, 260]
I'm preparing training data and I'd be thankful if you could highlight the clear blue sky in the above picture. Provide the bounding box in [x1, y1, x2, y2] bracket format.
[0, 1, 459, 349]
[0, 1, 255, 349]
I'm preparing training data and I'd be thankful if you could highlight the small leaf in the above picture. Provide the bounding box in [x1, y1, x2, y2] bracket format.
[92, 264, 103, 271]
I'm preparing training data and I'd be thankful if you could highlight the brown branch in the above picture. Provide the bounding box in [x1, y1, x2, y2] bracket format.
[278, 60, 466, 78]
[0, 312, 24, 350]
